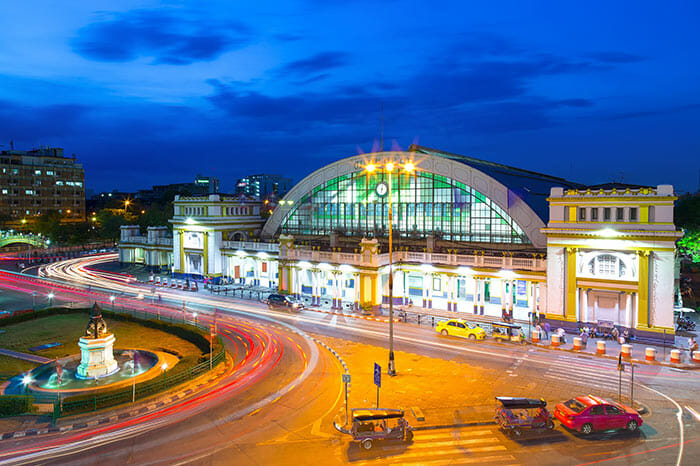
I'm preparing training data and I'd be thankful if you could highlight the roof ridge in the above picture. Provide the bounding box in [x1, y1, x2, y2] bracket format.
[409, 144, 583, 186]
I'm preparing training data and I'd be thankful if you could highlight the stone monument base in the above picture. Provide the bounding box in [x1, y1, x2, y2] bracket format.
[76, 334, 119, 379]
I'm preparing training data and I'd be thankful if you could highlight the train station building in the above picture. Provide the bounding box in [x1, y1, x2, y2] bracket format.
[119, 145, 682, 339]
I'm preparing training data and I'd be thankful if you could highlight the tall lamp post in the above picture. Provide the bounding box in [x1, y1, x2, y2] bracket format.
[365, 160, 415, 377]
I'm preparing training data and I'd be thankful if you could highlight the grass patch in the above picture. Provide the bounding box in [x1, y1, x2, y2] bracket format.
[0, 355, 37, 382]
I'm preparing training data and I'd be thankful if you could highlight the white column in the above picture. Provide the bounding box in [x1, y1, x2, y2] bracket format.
[500, 279, 507, 315]
[582, 288, 589, 323]
[625, 292, 632, 328]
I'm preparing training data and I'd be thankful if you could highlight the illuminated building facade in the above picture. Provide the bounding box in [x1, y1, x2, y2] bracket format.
[0, 146, 85, 221]
[119, 146, 680, 339]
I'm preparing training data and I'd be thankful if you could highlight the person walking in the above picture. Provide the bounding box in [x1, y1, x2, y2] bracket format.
[543, 321, 551, 339]
[689, 337, 698, 359]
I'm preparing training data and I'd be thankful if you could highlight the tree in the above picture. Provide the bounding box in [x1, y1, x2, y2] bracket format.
[96, 209, 136, 242]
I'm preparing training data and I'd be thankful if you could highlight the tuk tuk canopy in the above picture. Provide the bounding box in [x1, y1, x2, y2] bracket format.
[351, 409, 404, 421]
[495, 397, 547, 409]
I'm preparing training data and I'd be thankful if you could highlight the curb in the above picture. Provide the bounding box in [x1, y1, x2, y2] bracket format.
[0, 357, 231, 442]
[311, 337, 349, 375]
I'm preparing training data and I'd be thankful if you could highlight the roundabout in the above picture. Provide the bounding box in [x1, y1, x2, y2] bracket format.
[0, 257, 697, 465]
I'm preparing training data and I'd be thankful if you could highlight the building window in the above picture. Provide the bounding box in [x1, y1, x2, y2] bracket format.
[579, 208, 586, 221]
[591, 208, 599, 221]
[616, 208, 624, 221]
[630, 207, 638, 221]
[603, 207, 611, 221]
[34, 170, 41, 175]
[25, 189, 35, 195]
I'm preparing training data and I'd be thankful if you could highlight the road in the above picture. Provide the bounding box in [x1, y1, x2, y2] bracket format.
[0, 253, 698, 465]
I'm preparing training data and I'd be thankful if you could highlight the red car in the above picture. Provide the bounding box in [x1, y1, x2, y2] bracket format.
[554, 395, 643, 435]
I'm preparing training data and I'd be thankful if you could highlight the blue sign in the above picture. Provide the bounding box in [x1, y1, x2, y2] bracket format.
[374, 363, 381, 388]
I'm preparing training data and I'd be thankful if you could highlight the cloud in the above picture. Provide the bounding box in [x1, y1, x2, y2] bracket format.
[207, 52, 600, 138]
[72, 9, 252, 65]
[276, 51, 350, 76]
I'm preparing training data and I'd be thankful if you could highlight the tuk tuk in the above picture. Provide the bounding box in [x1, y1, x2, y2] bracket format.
[350, 408, 413, 450]
[492, 322, 526, 344]
[495, 397, 554, 437]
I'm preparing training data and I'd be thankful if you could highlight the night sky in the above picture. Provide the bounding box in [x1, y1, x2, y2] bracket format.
[1, 1, 698, 194]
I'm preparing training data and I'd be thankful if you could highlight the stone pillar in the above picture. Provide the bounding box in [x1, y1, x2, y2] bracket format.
[500, 279, 507, 316]
[479, 279, 485, 315]
[582, 288, 589, 323]
[625, 292, 633, 329]
[637, 251, 650, 329]
[564, 247, 577, 321]
[508, 280, 515, 315]
[473, 277, 479, 314]
[425, 273, 433, 308]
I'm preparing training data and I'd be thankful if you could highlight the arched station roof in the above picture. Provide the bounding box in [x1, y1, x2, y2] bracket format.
[262, 146, 583, 248]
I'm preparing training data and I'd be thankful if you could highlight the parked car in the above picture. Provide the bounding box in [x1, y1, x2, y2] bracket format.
[436, 319, 486, 340]
[554, 395, 642, 435]
[267, 294, 303, 311]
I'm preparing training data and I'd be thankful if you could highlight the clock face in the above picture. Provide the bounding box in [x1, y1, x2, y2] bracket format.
[375, 181, 389, 197]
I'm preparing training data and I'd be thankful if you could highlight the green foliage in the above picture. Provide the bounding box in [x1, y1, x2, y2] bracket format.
[675, 193, 700, 229]
[678, 229, 700, 263]
[139, 202, 173, 231]
[96, 209, 136, 241]
[0, 396, 33, 416]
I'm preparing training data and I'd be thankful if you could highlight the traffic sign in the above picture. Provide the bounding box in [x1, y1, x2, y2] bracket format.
[374, 363, 381, 388]
[342, 373, 351, 384]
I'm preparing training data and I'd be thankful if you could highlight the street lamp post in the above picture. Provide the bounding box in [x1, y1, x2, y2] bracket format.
[365, 161, 415, 377]
[47, 292, 54, 308]
[109, 295, 115, 310]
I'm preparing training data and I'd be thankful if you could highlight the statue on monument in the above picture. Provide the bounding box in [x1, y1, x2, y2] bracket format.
[84, 303, 109, 339]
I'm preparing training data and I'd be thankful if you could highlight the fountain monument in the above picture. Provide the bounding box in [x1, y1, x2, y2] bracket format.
[76, 303, 119, 378]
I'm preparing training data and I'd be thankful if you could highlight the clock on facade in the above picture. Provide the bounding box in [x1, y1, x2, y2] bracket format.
[375, 181, 389, 198]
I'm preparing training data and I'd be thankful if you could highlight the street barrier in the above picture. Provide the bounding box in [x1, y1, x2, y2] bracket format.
[573, 336, 583, 351]
[551, 334, 560, 347]
[670, 349, 681, 364]
[621, 344, 632, 359]
[596, 340, 606, 355]
[531, 328, 540, 343]
[693, 352, 700, 364]
[645, 347, 656, 361]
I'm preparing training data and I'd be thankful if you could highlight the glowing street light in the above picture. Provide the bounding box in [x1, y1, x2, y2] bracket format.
[22, 373, 32, 396]
[193, 312, 198, 325]
[47, 292, 54, 307]
[109, 295, 115, 310]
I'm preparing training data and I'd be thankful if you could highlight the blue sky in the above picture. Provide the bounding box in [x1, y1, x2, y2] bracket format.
[1, 1, 698, 193]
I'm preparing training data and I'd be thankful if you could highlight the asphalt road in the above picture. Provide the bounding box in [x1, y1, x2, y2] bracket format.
[0, 256, 698, 465]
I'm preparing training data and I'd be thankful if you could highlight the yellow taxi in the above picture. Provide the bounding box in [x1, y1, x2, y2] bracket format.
[436, 319, 486, 340]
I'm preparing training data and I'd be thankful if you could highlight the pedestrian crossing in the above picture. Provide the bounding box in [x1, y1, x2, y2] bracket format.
[542, 354, 628, 396]
[352, 426, 517, 466]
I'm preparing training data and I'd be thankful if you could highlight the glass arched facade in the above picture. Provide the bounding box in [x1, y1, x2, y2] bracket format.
[280, 171, 529, 244]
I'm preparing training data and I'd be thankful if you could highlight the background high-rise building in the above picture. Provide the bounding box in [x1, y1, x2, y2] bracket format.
[235, 174, 292, 199]
[0, 146, 85, 221]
